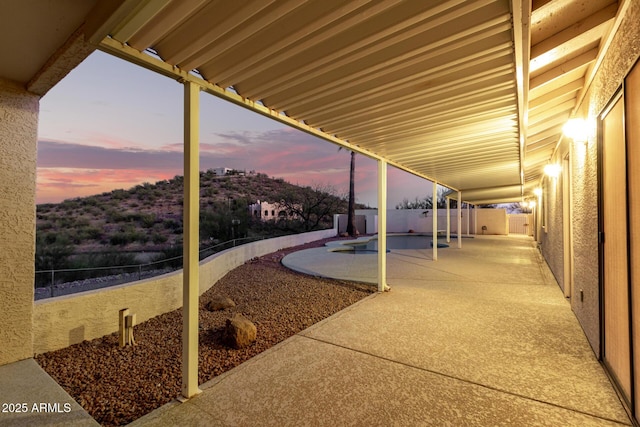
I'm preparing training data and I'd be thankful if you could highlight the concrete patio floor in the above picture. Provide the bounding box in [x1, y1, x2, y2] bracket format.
[131, 235, 630, 426]
[0, 235, 630, 426]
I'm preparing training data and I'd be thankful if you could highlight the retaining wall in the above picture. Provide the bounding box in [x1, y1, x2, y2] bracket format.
[33, 228, 336, 354]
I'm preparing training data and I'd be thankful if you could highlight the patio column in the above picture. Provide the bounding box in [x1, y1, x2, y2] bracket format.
[446, 196, 451, 243]
[432, 180, 438, 260]
[474, 205, 478, 235]
[377, 159, 388, 292]
[457, 191, 462, 248]
[182, 80, 202, 399]
[466, 203, 470, 236]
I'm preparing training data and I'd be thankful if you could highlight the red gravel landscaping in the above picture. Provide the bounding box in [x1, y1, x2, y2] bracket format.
[36, 237, 373, 426]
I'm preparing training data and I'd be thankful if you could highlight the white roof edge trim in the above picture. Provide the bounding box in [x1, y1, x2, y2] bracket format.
[510, 0, 532, 200]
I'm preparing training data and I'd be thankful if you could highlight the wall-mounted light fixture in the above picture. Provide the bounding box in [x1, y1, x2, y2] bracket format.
[543, 163, 561, 178]
[528, 200, 536, 208]
[533, 187, 543, 197]
[563, 118, 589, 144]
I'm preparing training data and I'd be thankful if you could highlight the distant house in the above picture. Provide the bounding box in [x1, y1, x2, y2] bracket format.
[248, 200, 292, 221]
[211, 167, 231, 176]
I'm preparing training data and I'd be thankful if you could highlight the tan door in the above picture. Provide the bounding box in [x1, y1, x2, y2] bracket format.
[601, 92, 631, 402]
[626, 60, 640, 419]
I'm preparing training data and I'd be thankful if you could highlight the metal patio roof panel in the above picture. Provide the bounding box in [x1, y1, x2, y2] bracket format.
[96, 0, 525, 203]
[0, 0, 626, 204]
[219, 1, 509, 99]
[242, 3, 514, 110]
[89, 0, 618, 203]
[284, 45, 516, 127]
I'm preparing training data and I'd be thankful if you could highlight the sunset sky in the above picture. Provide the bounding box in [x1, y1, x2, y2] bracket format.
[37, 50, 434, 207]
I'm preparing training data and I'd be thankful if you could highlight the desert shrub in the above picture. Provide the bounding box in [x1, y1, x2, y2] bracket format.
[43, 232, 58, 245]
[163, 219, 181, 230]
[145, 193, 158, 202]
[140, 213, 157, 228]
[81, 197, 98, 206]
[86, 227, 103, 240]
[55, 217, 75, 228]
[111, 189, 127, 200]
[109, 233, 129, 246]
[106, 210, 126, 223]
[157, 245, 183, 268]
[60, 200, 80, 210]
[35, 233, 74, 275]
[69, 227, 101, 244]
[109, 232, 137, 246]
[73, 251, 137, 269]
[37, 204, 54, 213]
[38, 221, 54, 231]
[74, 217, 90, 227]
[123, 212, 142, 222]
[152, 233, 168, 244]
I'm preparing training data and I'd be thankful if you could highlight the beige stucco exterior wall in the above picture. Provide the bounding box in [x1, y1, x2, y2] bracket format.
[540, 171, 565, 291]
[476, 208, 508, 235]
[33, 228, 336, 354]
[540, 0, 640, 354]
[0, 79, 39, 365]
[354, 209, 477, 234]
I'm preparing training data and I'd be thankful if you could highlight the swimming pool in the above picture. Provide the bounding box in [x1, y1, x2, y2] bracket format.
[330, 234, 450, 253]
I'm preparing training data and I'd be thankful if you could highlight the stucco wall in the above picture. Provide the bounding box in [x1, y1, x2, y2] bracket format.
[540, 172, 565, 291]
[580, 0, 639, 354]
[540, 0, 640, 354]
[355, 209, 476, 234]
[33, 228, 336, 354]
[476, 208, 508, 235]
[0, 79, 39, 365]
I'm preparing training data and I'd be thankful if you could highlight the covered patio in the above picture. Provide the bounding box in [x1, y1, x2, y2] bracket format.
[130, 235, 628, 425]
[1, 236, 630, 425]
[2, 0, 640, 424]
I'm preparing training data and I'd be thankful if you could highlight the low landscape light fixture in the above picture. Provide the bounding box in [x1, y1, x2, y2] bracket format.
[563, 118, 589, 144]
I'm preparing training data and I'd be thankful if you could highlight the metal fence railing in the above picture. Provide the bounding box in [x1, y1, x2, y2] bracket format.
[34, 236, 265, 300]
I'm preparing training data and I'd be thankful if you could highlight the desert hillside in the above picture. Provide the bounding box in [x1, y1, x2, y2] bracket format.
[35, 170, 354, 272]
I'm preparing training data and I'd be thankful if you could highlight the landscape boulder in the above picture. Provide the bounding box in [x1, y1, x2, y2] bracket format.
[224, 313, 257, 349]
[206, 295, 236, 311]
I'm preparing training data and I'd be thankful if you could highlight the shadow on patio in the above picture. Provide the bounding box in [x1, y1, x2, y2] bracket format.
[131, 235, 630, 426]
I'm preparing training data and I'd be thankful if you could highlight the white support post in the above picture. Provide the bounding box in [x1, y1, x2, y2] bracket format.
[182, 81, 202, 399]
[432, 180, 438, 261]
[474, 205, 478, 235]
[446, 196, 451, 243]
[457, 191, 462, 249]
[377, 160, 388, 292]
[466, 203, 470, 237]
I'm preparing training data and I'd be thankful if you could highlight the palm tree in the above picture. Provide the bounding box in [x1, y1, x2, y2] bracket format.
[339, 148, 357, 237]
[346, 150, 356, 237]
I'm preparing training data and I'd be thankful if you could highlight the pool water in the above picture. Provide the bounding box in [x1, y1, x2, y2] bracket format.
[332, 234, 449, 253]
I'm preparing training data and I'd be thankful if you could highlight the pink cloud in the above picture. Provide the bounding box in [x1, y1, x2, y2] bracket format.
[36, 130, 433, 207]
